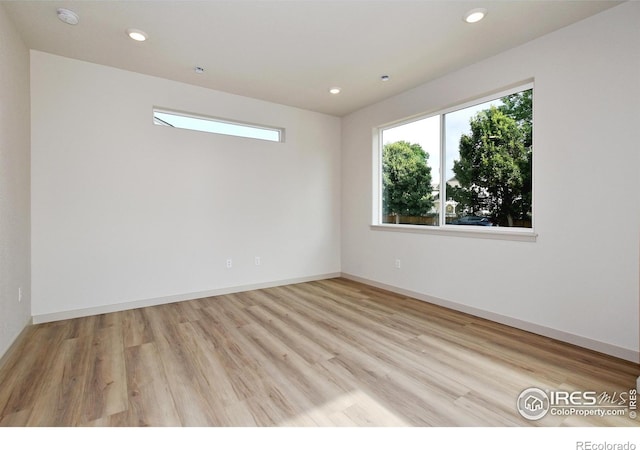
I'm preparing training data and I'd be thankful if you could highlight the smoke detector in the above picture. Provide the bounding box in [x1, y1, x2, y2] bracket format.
[57, 8, 79, 26]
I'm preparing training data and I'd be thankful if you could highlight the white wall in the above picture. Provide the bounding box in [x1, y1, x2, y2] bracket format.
[341, 2, 640, 361]
[31, 51, 341, 320]
[0, 4, 31, 359]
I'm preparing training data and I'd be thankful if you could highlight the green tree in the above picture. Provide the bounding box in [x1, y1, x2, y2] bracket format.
[499, 89, 532, 219]
[500, 89, 532, 147]
[382, 141, 434, 223]
[453, 106, 530, 227]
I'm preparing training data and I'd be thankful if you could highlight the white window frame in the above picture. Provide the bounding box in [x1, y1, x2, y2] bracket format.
[153, 107, 285, 143]
[372, 81, 536, 242]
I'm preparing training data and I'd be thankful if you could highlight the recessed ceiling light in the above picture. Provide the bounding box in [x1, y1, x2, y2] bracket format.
[194, 66, 205, 74]
[329, 87, 341, 95]
[57, 8, 79, 25]
[127, 29, 148, 42]
[380, 75, 390, 82]
[464, 8, 487, 24]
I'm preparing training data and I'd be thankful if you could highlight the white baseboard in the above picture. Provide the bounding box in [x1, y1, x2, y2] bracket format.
[32, 272, 341, 324]
[341, 272, 640, 364]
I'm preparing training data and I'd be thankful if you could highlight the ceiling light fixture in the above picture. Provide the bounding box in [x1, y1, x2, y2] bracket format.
[464, 8, 487, 24]
[380, 75, 390, 82]
[194, 66, 205, 74]
[57, 8, 79, 25]
[329, 87, 341, 95]
[127, 29, 148, 42]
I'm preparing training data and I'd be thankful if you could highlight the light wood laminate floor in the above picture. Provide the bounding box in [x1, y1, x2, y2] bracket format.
[0, 278, 638, 426]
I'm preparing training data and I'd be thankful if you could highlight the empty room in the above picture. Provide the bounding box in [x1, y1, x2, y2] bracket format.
[0, 0, 638, 438]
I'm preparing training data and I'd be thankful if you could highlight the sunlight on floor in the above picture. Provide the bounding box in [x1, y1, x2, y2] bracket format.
[278, 390, 411, 427]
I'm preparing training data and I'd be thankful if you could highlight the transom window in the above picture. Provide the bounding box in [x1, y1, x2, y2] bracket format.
[154, 108, 284, 143]
[379, 83, 533, 230]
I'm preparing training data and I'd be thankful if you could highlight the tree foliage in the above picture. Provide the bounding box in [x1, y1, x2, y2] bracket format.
[499, 89, 532, 220]
[382, 141, 433, 221]
[452, 90, 532, 226]
[500, 89, 532, 147]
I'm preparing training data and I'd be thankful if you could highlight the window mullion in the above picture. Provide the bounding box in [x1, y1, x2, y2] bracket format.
[439, 114, 446, 227]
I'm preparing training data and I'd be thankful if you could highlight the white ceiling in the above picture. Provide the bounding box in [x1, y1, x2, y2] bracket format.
[2, 0, 622, 116]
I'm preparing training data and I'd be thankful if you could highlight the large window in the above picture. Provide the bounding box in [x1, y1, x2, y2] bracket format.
[379, 84, 533, 230]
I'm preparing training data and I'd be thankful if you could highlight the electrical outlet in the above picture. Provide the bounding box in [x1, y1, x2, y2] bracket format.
[395, 259, 401, 269]
[18, 287, 22, 303]
[255, 256, 261, 266]
[226, 259, 233, 269]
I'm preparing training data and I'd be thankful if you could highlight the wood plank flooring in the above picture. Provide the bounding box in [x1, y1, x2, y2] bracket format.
[0, 278, 638, 426]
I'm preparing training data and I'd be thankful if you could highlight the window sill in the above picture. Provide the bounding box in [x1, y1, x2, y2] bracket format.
[370, 224, 537, 242]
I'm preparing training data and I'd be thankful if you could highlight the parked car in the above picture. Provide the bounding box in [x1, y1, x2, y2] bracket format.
[451, 215, 493, 226]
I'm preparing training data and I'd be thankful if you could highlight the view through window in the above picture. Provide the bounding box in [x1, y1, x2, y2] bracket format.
[380, 86, 532, 229]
